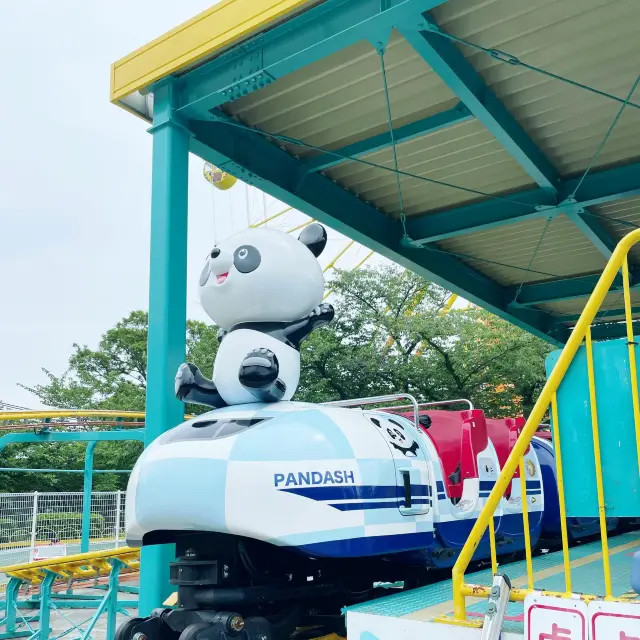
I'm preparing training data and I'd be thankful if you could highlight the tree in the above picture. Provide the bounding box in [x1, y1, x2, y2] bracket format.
[5, 265, 553, 492]
[298, 265, 553, 417]
[0, 312, 220, 493]
[21, 311, 219, 413]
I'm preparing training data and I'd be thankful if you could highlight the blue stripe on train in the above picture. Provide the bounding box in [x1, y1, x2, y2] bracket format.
[280, 485, 432, 500]
[328, 498, 432, 511]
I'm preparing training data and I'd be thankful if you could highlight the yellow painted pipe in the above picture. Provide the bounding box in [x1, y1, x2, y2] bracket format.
[451, 227, 640, 621]
[322, 250, 374, 301]
[585, 326, 613, 599]
[550, 392, 572, 594]
[287, 219, 315, 233]
[622, 256, 640, 474]
[323, 240, 355, 273]
[250, 206, 293, 228]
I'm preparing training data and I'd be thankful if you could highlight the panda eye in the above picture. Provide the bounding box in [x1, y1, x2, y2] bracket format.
[233, 245, 261, 273]
[199, 261, 211, 286]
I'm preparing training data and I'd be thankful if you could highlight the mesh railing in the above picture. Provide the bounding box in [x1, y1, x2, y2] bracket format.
[0, 491, 126, 584]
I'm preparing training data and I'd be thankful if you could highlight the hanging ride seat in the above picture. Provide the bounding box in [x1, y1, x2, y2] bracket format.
[406, 409, 489, 500]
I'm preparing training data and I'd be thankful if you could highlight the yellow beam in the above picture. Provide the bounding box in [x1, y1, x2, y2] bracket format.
[251, 206, 292, 228]
[110, 0, 319, 102]
[287, 219, 315, 233]
[323, 240, 355, 273]
[322, 249, 374, 301]
[1, 547, 140, 582]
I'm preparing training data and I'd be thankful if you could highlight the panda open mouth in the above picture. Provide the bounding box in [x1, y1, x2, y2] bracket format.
[216, 272, 229, 284]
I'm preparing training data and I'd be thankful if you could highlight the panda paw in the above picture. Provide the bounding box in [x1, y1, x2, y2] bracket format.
[175, 363, 197, 399]
[239, 348, 280, 388]
[308, 303, 334, 319]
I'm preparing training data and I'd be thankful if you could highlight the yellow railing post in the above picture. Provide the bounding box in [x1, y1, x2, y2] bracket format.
[550, 392, 572, 594]
[622, 256, 640, 474]
[585, 326, 613, 599]
[518, 457, 534, 591]
[450, 228, 640, 622]
[488, 516, 498, 576]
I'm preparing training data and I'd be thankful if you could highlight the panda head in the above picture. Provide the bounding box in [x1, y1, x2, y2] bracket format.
[199, 224, 328, 330]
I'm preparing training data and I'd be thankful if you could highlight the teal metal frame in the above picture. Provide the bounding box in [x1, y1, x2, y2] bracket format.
[141, 79, 190, 616]
[156, 0, 640, 344]
[0, 430, 143, 554]
[132, 0, 640, 616]
[0, 559, 137, 640]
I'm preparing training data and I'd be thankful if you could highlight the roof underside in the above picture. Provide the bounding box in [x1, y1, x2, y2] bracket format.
[114, 0, 640, 345]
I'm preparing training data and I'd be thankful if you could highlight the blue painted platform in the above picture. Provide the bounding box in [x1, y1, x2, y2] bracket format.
[346, 531, 640, 635]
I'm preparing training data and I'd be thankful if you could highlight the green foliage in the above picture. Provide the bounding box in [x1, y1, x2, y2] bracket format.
[20, 311, 219, 413]
[298, 265, 553, 417]
[36, 512, 105, 541]
[3, 265, 553, 493]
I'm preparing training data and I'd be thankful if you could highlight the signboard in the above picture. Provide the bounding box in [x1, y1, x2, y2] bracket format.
[33, 544, 67, 561]
[525, 593, 587, 640]
[589, 600, 640, 640]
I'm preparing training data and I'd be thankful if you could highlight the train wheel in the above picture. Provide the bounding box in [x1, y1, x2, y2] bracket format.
[115, 618, 145, 640]
[177, 624, 210, 640]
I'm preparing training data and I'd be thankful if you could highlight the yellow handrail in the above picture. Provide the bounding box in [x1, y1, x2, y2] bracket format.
[449, 227, 640, 622]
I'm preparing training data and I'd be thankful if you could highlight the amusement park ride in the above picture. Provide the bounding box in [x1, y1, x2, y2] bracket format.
[3, 0, 640, 639]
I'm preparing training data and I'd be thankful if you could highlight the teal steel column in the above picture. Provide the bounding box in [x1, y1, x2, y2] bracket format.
[80, 441, 96, 553]
[139, 78, 190, 616]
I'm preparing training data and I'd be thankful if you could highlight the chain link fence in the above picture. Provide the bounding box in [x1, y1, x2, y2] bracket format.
[0, 491, 127, 585]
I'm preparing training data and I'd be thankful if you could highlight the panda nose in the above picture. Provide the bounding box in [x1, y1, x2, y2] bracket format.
[210, 248, 221, 259]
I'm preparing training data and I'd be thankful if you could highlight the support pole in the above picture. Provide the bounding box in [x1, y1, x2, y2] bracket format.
[139, 78, 190, 616]
[114, 490, 122, 546]
[28, 492, 38, 562]
[81, 442, 96, 553]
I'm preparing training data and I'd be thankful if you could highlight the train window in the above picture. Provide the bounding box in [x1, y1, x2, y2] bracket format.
[158, 417, 271, 444]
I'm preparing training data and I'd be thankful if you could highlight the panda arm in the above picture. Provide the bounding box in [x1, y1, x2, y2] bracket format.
[282, 303, 335, 348]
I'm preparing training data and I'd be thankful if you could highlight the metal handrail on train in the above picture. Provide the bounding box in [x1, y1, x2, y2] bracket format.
[443, 227, 640, 626]
[384, 398, 474, 412]
[323, 394, 420, 430]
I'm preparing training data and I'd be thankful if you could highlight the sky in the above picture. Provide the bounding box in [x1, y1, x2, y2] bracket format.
[0, 1, 395, 409]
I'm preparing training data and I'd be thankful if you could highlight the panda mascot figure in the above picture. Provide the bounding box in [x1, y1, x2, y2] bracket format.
[175, 223, 334, 408]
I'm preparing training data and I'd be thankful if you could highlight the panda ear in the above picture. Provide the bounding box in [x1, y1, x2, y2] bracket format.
[298, 223, 327, 257]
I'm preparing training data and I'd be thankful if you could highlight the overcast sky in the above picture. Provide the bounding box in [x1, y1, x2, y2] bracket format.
[0, 1, 391, 409]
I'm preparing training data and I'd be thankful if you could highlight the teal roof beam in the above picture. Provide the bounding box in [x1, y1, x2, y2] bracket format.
[587, 321, 640, 341]
[175, 0, 449, 121]
[398, 16, 560, 193]
[552, 306, 640, 325]
[505, 271, 640, 307]
[302, 103, 472, 173]
[399, 15, 619, 257]
[187, 111, 561, 344]
[406, 161, 640, 244]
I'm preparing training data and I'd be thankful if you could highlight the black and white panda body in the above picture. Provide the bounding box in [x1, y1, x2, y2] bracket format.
[175, 223, 334, 408]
